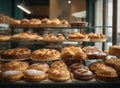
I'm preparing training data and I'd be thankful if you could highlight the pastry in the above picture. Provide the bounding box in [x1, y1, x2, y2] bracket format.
[0, 35, 10, 41]
[109, 45, 120, 56]
[48, 60, 70, 82]
[50, 60, 67, 70]
[73, 68, 94, 81]
[23, 69, 46, 82]
[70, 21, 88, 27]
[61, 46, 87, 60]
[82, 46, 107, 59]
[41, 18, 51, 24]
[95, 66, 118, 81]
[51, 18, 61, 25]
[20, 19, 29, 24]
[1, 61, 29, 72]
[61, 19, 68, 25]
[70, 63, 87, 72]
[87, 33, 106, 41]
[105, 58, 120, 71]
[11, 32, 43, 41]
[28, 63, 49, 73]
[29, 18, 41, 25]
[31, 48, 60, 61]
[1, 48, 31, 60]
[48, 68, 70, 82]
[1, 70, 23, 82]
[43, 33, 65, 41]
[68, 32, 89, 41]
[89, 61, 106, 72]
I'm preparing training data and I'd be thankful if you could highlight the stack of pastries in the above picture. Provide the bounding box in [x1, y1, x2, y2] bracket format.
[0, 61, 28, 81]
[48, 60, 70, 82]
[70, 63, 94, 81]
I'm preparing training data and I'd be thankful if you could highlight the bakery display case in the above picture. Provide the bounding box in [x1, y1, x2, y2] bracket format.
[0, 0, 120, 87]
[0, 22, 120, 88]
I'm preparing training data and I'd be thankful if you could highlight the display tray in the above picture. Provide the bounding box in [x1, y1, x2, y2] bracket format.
[10, 24, 69, 28]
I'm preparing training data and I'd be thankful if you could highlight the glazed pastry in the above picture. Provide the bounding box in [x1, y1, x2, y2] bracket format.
[82, 46, 107, 59]
[95, 66, 118, 81]
[1, 48, 31, 60]
[1, 70, 23, 82]
[28, 63, 49, 73]
[70, 63, 87, 72]
[23, 69, 46, 82]
[73, 68, 94, 81]
[31, 48, 60, 61]
[1, 61, 29, 72]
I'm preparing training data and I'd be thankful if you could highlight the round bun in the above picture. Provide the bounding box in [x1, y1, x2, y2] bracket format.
[1, 70, 23, 82]
[1, 61, 29, 72]
[28, 63, 49, 73]
[29, 19, 41, 25]
[23, 69, 46, 82]
[0, 35, 10, 41]
[31, 48, 60, 61]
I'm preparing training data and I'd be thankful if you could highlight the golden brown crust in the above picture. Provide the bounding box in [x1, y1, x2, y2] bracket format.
[68, 32, 89, 41]
[48, 60, 70, 82]
[31, 48, 60, 61]
[23, 69, 46, 82]
[11, 33, 43, 41]
[95, 66, 118, 81]
[1, 48, 31, 60]
[105, 58, 120, 71]
[89, 61, 106, 72]
[0, 35, 10, 41]
[1, 61, 29, 72]
[1, 70, 23, 82]
[109, 45, 120, 56]
[28, 63, 49, 73]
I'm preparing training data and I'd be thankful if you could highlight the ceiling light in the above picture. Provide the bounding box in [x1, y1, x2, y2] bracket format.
[17, 1, 32, 14]
[68, 0, 71, 4]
